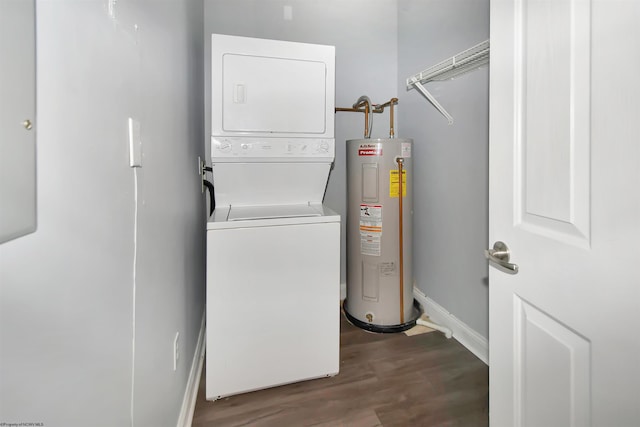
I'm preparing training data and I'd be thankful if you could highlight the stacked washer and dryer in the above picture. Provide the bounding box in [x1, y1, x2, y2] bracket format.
[205, 34, 340, 401]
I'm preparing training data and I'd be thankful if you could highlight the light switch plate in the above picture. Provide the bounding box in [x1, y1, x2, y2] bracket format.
[284, 5, 293, 20]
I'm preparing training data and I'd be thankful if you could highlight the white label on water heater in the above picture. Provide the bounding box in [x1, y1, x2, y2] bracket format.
[379, 262, 397, 277]
[401, 142, 411, 158]
[361, 235, 381, 257]
[360, 204, 382, 256]
[359, 204, 382, 234]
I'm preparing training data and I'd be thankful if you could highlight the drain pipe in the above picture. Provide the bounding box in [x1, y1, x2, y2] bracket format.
[416, 317, 453, 339]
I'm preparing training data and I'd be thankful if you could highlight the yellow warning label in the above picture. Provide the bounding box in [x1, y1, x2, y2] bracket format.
[389, 170, 407, 198]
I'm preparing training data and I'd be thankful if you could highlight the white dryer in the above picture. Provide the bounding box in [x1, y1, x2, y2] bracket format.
[206, 35, 339, 400]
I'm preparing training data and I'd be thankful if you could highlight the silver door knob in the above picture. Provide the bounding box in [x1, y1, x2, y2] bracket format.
[485, 241, 519, 274]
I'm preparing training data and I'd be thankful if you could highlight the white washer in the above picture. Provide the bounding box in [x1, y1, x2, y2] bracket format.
[205, 138, 340, 400]
[206, 203, 340, 400]
[206, 34, 339, 401]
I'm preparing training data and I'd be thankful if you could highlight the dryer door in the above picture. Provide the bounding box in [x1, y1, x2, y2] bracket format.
[222, 54, 326, 134]
[211, 34, 335, 139]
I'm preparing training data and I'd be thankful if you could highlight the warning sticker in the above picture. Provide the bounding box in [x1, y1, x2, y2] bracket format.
[401, 142, 412, 158]
[359, 204, 382, 235]
[360, 204, 382, 256]
[358, 143, 383, 156]
[361, 235, 381, 256]
[389, 170, 407, 198]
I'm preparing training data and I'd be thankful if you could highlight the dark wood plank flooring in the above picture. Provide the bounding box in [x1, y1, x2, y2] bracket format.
[192, 310, 488, 427]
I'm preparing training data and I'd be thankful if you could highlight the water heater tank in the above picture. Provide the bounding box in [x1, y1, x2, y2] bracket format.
[344, 138, 420, 332]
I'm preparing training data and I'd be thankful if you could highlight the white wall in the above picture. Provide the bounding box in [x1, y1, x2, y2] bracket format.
[0, 1, 205, 426]
[204, 0, 399, 285]
[397, 0, 490, 338]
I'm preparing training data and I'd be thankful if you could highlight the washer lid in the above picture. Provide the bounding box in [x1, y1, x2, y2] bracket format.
[207, 204, 340, 230]
[228, 204, 321, 221]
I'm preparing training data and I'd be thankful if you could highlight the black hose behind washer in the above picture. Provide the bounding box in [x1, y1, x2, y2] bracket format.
[203, 179, 215, 216]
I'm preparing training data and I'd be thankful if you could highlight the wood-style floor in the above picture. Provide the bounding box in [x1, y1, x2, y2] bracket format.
[192, 310, 488, 427]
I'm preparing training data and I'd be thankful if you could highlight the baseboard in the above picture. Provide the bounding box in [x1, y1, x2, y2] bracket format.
[340, 282, 346, 301]
[413, 287, 489, 365]
[177, 311, 206, 427]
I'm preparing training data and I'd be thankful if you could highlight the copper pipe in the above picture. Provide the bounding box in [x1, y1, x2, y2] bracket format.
[397, 157, 405, 324]
[364, 102, 369, 138]
[389, 98, 398, 138]
[353, 98, 371, 138]
[372, 98, 398, 138]
[334, 107, 384, 113]
[374, 97, 398, 109]
[359, 102, 369, 138]
[335, 105, 382, 139]
[334, 97, 398, 139]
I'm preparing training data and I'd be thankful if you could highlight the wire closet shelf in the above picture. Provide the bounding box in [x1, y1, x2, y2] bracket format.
[406, 39, 490, 124]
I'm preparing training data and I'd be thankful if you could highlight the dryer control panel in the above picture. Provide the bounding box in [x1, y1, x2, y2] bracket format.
[211, 137, 335, 162]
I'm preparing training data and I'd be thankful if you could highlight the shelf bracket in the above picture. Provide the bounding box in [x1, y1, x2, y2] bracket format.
[412, 81, 454, 125]
[406, 39, 490, 126]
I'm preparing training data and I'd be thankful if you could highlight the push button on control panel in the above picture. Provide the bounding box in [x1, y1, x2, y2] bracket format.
[215, 139, 232, 153]
[317, 141, 330, 153]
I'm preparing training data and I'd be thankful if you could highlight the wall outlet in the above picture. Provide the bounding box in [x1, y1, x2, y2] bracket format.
[173, 332, 179, 371]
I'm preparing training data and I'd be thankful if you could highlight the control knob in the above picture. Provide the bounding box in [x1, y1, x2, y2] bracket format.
[216, 140, 232, 153]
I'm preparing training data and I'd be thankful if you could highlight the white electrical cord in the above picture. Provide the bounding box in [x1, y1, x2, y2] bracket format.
[130, 167, 139, 426]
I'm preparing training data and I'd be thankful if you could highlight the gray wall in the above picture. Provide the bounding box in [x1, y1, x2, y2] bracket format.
[0, 1, 205, 426]
[398, 0, 490, 338]
[204, 0, 399, 285]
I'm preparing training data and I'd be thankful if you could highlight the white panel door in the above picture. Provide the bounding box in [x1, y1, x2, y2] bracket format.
[489, 1, 640, 426]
